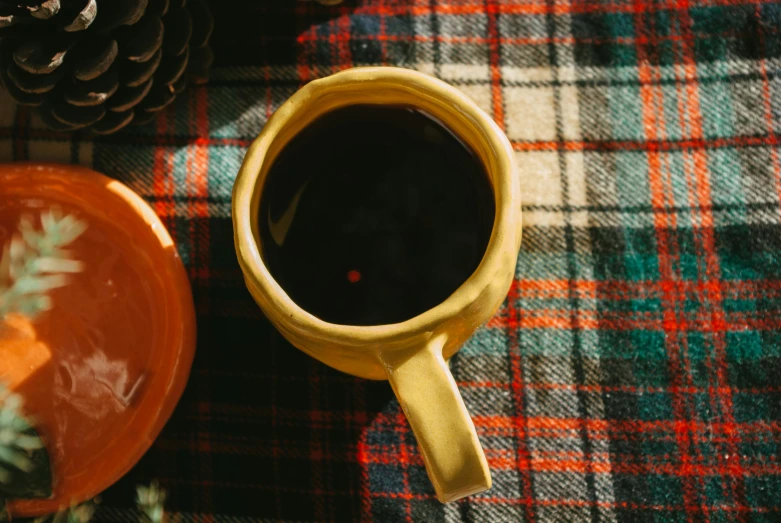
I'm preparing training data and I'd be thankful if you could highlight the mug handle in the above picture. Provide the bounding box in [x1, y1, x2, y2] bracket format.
[378, 334, 491, 502]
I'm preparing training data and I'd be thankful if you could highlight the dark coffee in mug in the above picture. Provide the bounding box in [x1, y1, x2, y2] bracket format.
[258, 105, 495, 326]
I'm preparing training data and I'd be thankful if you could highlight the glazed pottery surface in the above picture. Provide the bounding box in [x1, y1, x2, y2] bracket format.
[0, 163, 196, 516]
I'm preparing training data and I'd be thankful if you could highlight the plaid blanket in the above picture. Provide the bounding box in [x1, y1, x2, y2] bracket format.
[3, 0, 781, 521]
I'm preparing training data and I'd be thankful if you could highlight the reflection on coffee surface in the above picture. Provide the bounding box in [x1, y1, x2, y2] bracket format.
[259, 105, 495, 326]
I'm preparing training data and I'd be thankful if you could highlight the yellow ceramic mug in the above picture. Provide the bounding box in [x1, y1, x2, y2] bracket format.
[232, 67, 521, 502]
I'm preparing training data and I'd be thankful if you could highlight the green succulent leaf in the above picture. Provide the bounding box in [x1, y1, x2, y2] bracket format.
[136, 481, 166, 523]
[0, 209, 87, 320]
[0, 425, 52, 501]
[29, 499, 98, 523]
[54, 501, 96, 523]
[0, 387, 53, 502]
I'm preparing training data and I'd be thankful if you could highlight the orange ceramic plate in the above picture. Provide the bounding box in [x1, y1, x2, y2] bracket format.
[0, 163, 196, 517]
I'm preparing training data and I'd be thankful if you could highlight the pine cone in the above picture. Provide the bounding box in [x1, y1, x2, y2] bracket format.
[0, 0, 214, 134]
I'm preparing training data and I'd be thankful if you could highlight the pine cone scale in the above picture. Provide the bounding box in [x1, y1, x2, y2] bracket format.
[91, 0, 147, 32]
[64, 66, 117, 105]
[156, 46, 187, 86]
[137, 82, 173, 112]
[62, 0, 95, 32]
[108, 77, 152, 112]
[40, 103, 76, 128]
[51, 99, 104, 127]
[7, 60, 62, 93]
[91, 108, 132, 133]
[13, 38, 72, 74]
[146, 0, 168, 17]
[28, 0, 59, 19]
[121, 47, 160, 87]
[71, 36, 116, 81]
[162, 8, 190, 57]
[171, 74, 185, 93]
[120, 14, 163, 62]
[185, 0, 210, 48]
[0, 66, 45, 104]
[132, 110, 154, 125]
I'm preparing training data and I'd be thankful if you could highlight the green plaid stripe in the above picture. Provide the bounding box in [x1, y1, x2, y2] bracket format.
[4, 0, 781, 521]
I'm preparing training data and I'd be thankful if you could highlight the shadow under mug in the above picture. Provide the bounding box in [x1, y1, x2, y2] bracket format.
[233, 67, 522, 502]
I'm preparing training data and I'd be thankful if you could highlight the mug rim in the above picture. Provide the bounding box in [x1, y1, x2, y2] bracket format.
[233, 67, 519, 348]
